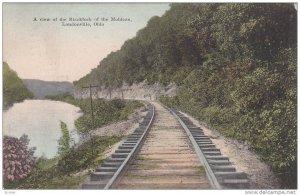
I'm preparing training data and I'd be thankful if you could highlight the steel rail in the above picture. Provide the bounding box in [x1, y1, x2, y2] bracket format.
[104, 103, 155, 189]
[169, 109, 222, 189]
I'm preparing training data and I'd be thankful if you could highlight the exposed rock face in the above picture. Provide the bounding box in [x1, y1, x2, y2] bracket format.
[74, 82, 177, 100]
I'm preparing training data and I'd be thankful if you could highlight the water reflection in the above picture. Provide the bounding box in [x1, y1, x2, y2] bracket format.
[3, 100, 82, 158]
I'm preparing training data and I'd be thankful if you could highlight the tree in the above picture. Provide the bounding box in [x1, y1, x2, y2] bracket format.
[3, 62, 33, 108]
[57, 121, 71, 156]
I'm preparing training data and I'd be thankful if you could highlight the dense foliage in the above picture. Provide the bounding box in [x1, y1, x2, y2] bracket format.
[74, 3, 297, 188]
[57, 121, 71, 156]
[3, 135, 35, 182]
[3, 136, 120, 189]
[46, 94, 143, 133]
[3, 62, 33, 108]
[57, 136, 121, 174]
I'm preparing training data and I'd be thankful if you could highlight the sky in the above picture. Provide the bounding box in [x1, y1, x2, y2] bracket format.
[3, 3, 170, 82]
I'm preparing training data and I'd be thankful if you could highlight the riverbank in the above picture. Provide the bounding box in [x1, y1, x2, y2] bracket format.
[3, 96, 146, 189]
[3, 62, 34, 109]
[46, 94, 144, 134]
[3, 99, 82, 158]
[4, 104, 147, 189]
[3, 136, 121, 189]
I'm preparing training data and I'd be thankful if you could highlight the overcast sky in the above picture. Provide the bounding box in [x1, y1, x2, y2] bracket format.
[3, 3, 170, 82]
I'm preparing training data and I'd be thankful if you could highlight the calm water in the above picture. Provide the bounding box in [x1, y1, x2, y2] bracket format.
[3, 100, 82, 158]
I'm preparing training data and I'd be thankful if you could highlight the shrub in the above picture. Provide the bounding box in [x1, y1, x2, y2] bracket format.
[57, 136, 121, 174]
[3, 136, 35, 181]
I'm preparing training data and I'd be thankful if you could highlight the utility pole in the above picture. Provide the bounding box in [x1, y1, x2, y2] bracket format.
[109, 88, 112, 99]
[121, 89, 124, 100]
[82, 84, 98, 129]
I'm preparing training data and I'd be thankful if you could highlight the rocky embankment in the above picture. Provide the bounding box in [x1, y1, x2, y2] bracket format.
[74, 82, 177, 101]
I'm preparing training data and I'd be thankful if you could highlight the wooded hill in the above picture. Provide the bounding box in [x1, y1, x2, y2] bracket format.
[22, 79, 73, 99]
[74, 4, 297, 188]
[3, 62, 34, 108]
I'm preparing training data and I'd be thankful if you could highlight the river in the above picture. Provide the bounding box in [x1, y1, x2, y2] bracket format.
[3, 99, 83, 158]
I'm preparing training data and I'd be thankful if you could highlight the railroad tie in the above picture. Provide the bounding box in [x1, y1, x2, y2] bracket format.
[112, 102, 211, 189]
[81, 103, 154, 189]
[172, 110, 250, 189]
[81, 102, 250, 189]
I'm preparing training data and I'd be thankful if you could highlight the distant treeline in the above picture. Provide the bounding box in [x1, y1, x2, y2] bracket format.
[3, 62, 33, 108]
[22, 79, 74, 99]
[74, 4, 297, 188]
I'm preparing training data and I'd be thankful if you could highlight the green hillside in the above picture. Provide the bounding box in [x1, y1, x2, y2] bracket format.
[3, 62, 34, 108]
[74, 4, 297, 188]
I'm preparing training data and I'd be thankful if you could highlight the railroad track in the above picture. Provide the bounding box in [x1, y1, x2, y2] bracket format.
[81, 102, 250, 189]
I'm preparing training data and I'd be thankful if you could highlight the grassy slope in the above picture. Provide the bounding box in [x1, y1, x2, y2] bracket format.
[46, 94, 144, 133]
